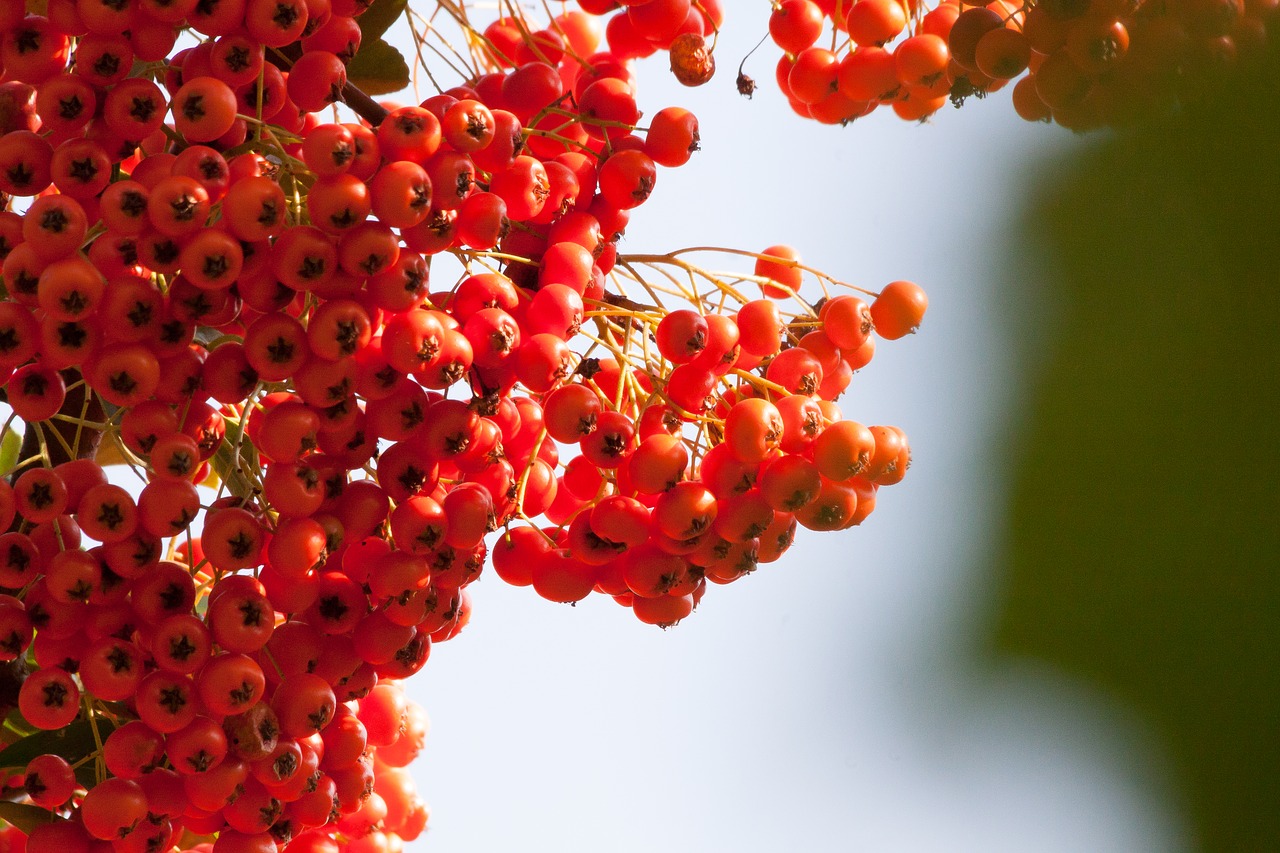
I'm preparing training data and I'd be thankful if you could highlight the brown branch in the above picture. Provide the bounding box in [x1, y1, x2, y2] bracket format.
[341, 82, 390, 127]
[600, 291, 659, 313]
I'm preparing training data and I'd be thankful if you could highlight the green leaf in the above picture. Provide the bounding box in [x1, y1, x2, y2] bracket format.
[356, 0, 407, 42]
[0, 426, 21, 478]
[346, 38, 410, 97]
[0, 719, 116, 777]
[996, 47, 1280, 853]
[210, 417, 262, 501]
[0, 802, 61, 834]
[3, 707, 38, 739]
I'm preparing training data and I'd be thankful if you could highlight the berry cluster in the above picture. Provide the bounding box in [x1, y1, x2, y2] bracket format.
[751, 0, 1275, 128]
[0, 0, 926, 849]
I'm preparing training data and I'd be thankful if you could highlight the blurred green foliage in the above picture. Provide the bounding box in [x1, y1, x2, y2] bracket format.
[996, 46, 1280, 852]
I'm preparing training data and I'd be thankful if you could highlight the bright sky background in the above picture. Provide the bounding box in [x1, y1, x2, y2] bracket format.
[390, 7, 1190, 853]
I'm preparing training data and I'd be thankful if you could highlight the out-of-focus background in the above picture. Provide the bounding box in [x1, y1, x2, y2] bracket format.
[397, 11, 1280, 852]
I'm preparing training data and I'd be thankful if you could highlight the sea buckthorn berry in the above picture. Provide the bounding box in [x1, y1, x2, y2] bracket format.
[379, 105, 443, 164]
[13, 467, 68, 524]
[199, 653, 268, 717]
[370, 160, 433, 229]
[795, 477, 860, 531]
[645, 106, 701, 167]
[202, 507, 266, 572]
[24, 753, 75, 809]
[870, 280, 928, 338]
[245, 0, 309, 46]
[771, 0, 825, 53]
[949, 7, 1007, 71]
[976, 26, 1032, 79]
[19, 666, 80, 730]
[442, 98, 497, 152]
[754, 245, 804, 298]
[2, 17, 73, 85]
[308, 173, 372, 234]
[151, 614, 212, 675]
[37, 74, 97, 138]
[789, 47, 841, 103]
[80, 635, 145, 701]
[759, 453, 823, 512]
[819, 294, 874, 350]
[273, 672, 337, 738]
[724, 397, 785, 463]
[147, 174, 211, 237]
[598, 149, 657, 210]
[812, 420, 878, 480]
[171, 75, 239, 143]
[76, 483, 138, 543]
[288, 49, 347, 112]
[80, 777, 149, 841]
[23, 195, 87, 261]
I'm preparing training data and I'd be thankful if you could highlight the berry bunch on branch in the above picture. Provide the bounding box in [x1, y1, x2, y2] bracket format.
[0, 0, 927, 850]
[748, 0, 1274, 128]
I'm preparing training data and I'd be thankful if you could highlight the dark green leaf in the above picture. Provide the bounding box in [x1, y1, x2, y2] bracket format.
[0, 719, 116, 775]
[3, 707, 38, 738]
[996, 44, 1280, 853]
[355, 0, 407, 42]
[346, 38, 410, 97]
[0, 802, 61, 834]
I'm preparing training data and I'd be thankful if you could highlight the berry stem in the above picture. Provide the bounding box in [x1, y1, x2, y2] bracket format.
[82, 689, 106, 785]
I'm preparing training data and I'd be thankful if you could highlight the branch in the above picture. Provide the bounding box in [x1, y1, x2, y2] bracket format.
[341, 82, 390, 127]
[600, 291, 660, 313]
